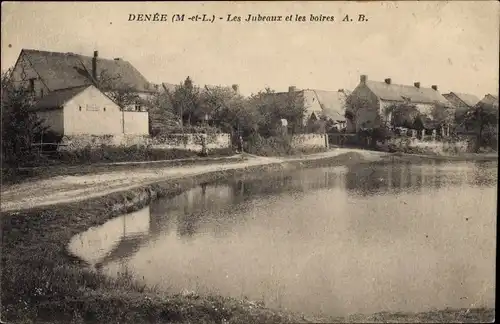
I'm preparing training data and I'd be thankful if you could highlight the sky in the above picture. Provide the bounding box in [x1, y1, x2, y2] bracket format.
[1, 1, 499, 98]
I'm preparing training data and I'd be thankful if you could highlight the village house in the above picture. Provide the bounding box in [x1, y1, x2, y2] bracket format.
[264, 86, 350, 133]
[477, 93, 499, 109]
[346, 75, 451, 133]
[442, 92, 481, 133]
[443, 92, 481, 114]
[30, 84, 148, 136]
[9, 49, 155, 136]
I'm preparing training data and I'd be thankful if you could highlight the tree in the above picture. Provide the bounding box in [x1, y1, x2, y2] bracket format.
[384, 102, 421, 129]
[1, 68, 48, 166]
[202, 85, 260, 138]
[430, 103, 454, 127]
[170, 77, 202, 126]
[462, 101, 499, 152]
[147, 89, 179, 136]
[96, 69, 141, 109]
[249, 89, 306, 137]
[344, 95, 380, 131]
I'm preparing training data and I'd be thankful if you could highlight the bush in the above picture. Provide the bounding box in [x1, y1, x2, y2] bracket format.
[245, 134, 294, 156]
[54, 146, 234, 165]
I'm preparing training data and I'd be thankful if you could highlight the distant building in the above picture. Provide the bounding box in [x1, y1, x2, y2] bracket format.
[477, 94, 499, 109]
[9, 49, 153, 135]
[347, 75, 451, 132]
[443, 92, 481, 133]
[263, 86, 350, 132]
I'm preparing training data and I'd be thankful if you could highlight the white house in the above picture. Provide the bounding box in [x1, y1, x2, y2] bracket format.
[10, 48, 153, 135]
[32, 84, 148, 136]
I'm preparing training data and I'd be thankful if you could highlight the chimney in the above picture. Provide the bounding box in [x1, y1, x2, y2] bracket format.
[232, 84, 239, 93]
[384, 78, 391, 85]
[432, 85, 438, 91]
[114, 58, 121, 61]
[360, 75, 367, 84]
[414, 82, 420, 88]
[289, 86, 297, 93]
[92, 51, 98, 81]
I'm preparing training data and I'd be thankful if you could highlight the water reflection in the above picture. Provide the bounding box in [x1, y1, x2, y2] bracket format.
[69, 160, 497, 317]
[345, 160, 498, 196]
[68, 207, 151, 268]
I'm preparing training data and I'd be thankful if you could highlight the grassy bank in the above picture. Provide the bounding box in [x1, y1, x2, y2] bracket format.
[1, 152, 495, 323]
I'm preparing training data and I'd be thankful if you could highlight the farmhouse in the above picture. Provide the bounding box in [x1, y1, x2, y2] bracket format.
[346, 75, 451, 132]
[9, 49, 154, 135]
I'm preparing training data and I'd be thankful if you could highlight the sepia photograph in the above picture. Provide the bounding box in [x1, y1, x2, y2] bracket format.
[0, 1, 498, 323]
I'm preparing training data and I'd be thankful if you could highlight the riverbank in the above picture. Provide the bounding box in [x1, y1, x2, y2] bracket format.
[1, 150, 496, 323]
[2, 148, 497, 212]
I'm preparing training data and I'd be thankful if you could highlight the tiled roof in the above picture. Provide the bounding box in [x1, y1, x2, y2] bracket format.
[450, 92, 481, 108]
[443, 92, 479, 108]
[309, 89, 350, 122]
[161, 82, 177, 92]
[365, 80, 450, 106]
[262, 88, 350, 122]
[31, 85, 90, 111]
[21, 49, 154, 93]
[479, 94, 499, 108]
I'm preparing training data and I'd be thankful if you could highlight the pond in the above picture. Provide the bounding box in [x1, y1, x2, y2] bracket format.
[68, 160, 497, 317]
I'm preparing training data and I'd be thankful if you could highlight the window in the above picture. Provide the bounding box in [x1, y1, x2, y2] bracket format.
[40, 89, 44, 97]
[29, 78, 35, 92]
[135, 104, 141, 111]
[103, 107, 106, 112]
[79, 106, 82, 111]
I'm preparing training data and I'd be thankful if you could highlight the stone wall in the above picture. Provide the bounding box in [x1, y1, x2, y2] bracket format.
[291, 134, 329, 150]
[387, 136, 474, 154]
[58, 133, 231, 152]
[149, 133, 231, 151]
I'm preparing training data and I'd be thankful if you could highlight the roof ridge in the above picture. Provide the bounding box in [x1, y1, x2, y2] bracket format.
[51, 84, 91, 92]
[367, 80, 436, 90]
[23, 48, 131, 63]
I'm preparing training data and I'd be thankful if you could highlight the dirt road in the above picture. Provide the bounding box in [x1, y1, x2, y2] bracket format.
[1, 149, 382, 212]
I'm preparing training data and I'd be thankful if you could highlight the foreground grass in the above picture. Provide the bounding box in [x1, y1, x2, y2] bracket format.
[1, 152, 495, 323]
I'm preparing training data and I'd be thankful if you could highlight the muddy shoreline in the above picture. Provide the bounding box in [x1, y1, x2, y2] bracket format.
[1, 151, 496, 323]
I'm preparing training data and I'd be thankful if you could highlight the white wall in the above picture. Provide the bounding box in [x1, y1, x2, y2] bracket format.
[123, 111, 149, 135]
[291, 134, 329, 149]
[64, 86, 123, 135]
